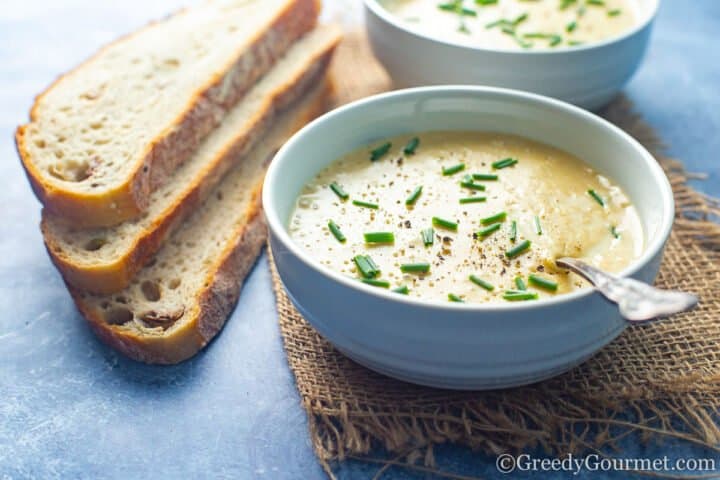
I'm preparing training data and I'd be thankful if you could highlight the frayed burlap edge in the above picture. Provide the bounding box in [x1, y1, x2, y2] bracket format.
[269, 33, 720, 479]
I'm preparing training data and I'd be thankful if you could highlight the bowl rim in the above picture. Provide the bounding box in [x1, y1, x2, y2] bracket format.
[363, 0, 660, 55]
[263, 85, 674, 312]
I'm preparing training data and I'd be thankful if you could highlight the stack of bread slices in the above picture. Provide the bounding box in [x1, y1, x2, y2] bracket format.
[15, 0, 341, 364]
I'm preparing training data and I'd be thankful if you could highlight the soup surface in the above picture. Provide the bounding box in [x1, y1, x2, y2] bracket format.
[289, 131, 643, 304]
[380, 0, 638, 50]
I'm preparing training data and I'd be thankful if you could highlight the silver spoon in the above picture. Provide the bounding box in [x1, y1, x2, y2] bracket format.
[555, 257, 698, 324]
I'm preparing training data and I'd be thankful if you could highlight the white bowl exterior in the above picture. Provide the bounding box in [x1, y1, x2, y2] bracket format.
[364, 0, 657, 110]
[264, 87, 673, 390]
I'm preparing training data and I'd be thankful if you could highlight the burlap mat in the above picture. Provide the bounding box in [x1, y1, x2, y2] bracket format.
[270, 33, 720, 477]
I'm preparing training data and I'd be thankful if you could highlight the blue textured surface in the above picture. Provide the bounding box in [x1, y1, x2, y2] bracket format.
[0, 1, 718, 479]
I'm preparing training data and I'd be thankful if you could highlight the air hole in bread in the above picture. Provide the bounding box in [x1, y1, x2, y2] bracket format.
[84, 237, 107, 251]
[141, 280, 161, 302]
[140, 308, 183, 329]
[106, 307, 133, 325]
[90, 122, 103, 130]
[164, 58, 180, 67]
[145, 258, 157, 268]
[48, 159, 91, 182]
[34, 139, 46, 149]
[168, 278, 181, 290]
[115, 296, 128, 304]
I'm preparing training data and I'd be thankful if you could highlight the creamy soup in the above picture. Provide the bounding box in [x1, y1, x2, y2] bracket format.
[289, 132, 643, 303]
[380, 0, 638, 50]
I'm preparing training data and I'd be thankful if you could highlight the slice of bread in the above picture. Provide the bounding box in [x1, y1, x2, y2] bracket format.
[42, 26, 341, 295]
[16, 0, 320, 227]
[69, 79, 331, 365]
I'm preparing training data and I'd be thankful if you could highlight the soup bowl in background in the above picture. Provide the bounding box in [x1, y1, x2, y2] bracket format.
[363, 0, 660, 110]
[263, 86, 673, 390]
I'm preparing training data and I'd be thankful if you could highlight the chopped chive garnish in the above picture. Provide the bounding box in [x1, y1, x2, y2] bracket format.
[448, 293, 464, 303]
[328, 220, 346, 243]
[460, 180, 486, 191]
[588, 189, 605, 207]
[352, 199, 379, 209]
[523, 32, 552, 39]
[515, 276, 527, 290]
[611, 225, 620, 239]
[568, 40, 584, 46]
[362, 278, 390, 288]
[329, 182, 349, 200]
[459, 196, 487, 204]
[503, 291, 538, 301]
[501, 26, 515, 35]
[370, 142, 392, 161]
[364, 232, 395, 244]
[442, 163, 466, 176]
[406, 186, 423, 206]
[505, 239, 531, 258]
[472, 173, 499, 181]
[393, 285, 409, 294]
[509, 220, 517, 242]
[481, 211, 507, 225]
[354, 255, 379, 278]
[404, 137, 420, 155]
[469, 275, 494, 291]
[534, 215, 542, 235]
[608, 8, 622, 16]
[486, 19, 512, 29]
[513, 12, 528, 25]
[549, 35, 562, 47]
[492, 157, 518, 169]
[432, 217, 458, 231]
[566, 21, 577, 32]
[477, 222, 501, 237]
[587, 0, 604, 5]
[421, 227, 435, 246]
[400, 263, 430, 274]
[475, 0, 498, 5]
[528, 274, 558, 292]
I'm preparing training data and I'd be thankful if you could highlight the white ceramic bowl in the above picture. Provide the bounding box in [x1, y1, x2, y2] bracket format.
[263, 86, 673, 390]
[364, 0, 660, 110]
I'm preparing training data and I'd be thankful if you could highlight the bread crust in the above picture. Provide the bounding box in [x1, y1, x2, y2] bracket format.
[16, 0, 321, 227]
[68, 81, 331, 365]
[41, 32, 339, 295]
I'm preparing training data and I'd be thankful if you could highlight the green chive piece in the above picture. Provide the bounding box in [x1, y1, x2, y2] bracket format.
[515, 276, 527, 291]
[513, 13, 528, 25]
[329, 182, 349, 200]
[393, 285, 410, 294]
[459, 196, 487, 204]
[566, 20, 577, 32]
[523, 32, 552, 39]
[404, 137, 420, 155]
[510, 220, 517, 242]
[400, 263, 430, 274]
[460, 180, 486, 191]
[432, 217, 458, 231]
[352, 199, 379, 209]
[588, 189, 605, 207]
[442, 163, 466, 176]
[559, 0, 576, 9]
[481, 212, 507, 225]
[469, 275, 494, 291]
[506, 239, 531, 258]
[528, 274, 559, 292]
[492, 157, 518, 169]
[534, 215, 542, 235]
[406, 186, 423, 206]
[362, 278, 390, 288]
[448, 293, 464, 303]
[354, 255, 379, 279]
[328, 220, 346, 243]
[608, 8, 622, 16]
[421, 228, 434, 246]
[503, 291, 538, 301]
[370, 142, 392, 161]
[486, 19, 511, 29]
[477, 222, 501, 237]
[568, 40, 584, 46]
[364, 232, 395, 244]
[472, 173, 498, 181]
[611, 225, 620, 239]
[587, 0, 604, 5]
[549, 35, 562, 47]
[475, 0, 498, 5]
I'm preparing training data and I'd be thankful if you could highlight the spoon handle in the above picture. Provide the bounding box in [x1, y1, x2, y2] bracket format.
[555, 257, 698, 323]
